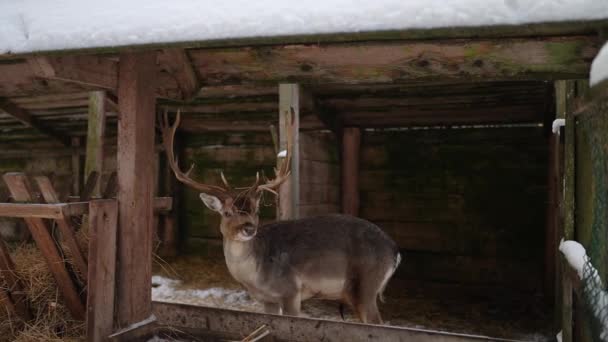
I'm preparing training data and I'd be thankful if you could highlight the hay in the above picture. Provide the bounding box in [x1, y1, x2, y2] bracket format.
[0, 243, 85, 342]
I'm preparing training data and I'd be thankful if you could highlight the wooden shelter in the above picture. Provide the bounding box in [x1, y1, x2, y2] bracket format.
[0, 6, 607, 340]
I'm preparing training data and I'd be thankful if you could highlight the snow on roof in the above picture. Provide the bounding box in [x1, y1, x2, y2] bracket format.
[1, 0, 607, 55]
[591, 42, 608, 87]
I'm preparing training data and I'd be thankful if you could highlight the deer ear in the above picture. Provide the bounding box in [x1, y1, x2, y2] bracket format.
[199, 193, 223, 212]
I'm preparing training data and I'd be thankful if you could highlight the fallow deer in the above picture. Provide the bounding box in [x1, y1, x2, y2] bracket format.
[159, 110, 401, 324]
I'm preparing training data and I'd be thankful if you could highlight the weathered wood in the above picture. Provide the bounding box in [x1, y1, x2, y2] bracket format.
[71, 137, 82, 195]
[2, 173, 85, 319]
[80, 171, 100, 201]
[278, 84, 300, 220]
[87, 200, 118, 342]
[0, 202, 88, 219]
[190, 36, 599, 85]
[158, 150, 178, 257]
[28, 56, 118, 90]
[0, 237, 31, 320]
[0, 98, 71, 146]
[153, 301, 521, 342]
[102, 172, 118, 199]
[116, 51, 157, 327]
[157, 49, 199, 100]
[34, 176, 88, 282]
[545, 133, 559, 301]
[341, 127, 361, 216]
[85, 91, 107, 197]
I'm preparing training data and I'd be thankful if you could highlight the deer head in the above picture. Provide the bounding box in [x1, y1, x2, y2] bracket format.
[159, 109, 293, 242]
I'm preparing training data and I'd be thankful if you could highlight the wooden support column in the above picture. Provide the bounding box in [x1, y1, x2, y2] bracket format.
[3, 173, 85, 319]
[341, 127, 361, 216]
[278, 84, 300, 220]
[85, 91, 107, 197]
[116, 52, 157, 327]
[71, 137, 82, 196]
[86, 200, 118, 342]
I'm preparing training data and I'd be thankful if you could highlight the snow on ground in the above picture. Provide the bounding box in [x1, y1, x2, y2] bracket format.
[151, 275, 262, 311]
[1, 0, 607, 54]
[591, 42, 608, 87]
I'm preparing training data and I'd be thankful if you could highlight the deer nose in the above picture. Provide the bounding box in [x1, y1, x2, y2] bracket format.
[242, 224, 257, 237]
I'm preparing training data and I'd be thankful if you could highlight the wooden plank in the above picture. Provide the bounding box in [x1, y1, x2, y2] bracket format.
[0, 202, 88, 219]
[278, 84, 300, 220]
[86, 200, 118, 342]
[71, 137, 82, 195]
[0, 237, 31, 320]
[153, 301, 522, 342]
[102, 172, 118, 199]
[80, 171, 100, 201]
[341, 127, 361, 216]
[157, 49, 199, 100]
[190, 36, 599, 85]
[2, 173, 85, 319]
[84, 91, 107, 197]
[0, 98, 71, 146]
[116, 51, 157, 327]
[28, 56, 118, 90]
[34, 176, 88, 282]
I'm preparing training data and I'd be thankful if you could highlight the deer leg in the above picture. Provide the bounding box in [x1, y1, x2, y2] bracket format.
[280, 293, 301, 316]
[262, 302, 281, 314]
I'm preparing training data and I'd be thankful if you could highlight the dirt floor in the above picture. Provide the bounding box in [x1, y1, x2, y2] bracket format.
[152, 255, 554, 342]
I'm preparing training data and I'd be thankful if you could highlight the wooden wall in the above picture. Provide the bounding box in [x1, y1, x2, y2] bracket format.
[299, 132, 340, 217]
[359, 127, 549, 291]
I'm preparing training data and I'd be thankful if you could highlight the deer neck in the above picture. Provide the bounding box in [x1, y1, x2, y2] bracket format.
[222, 237, 258, 285]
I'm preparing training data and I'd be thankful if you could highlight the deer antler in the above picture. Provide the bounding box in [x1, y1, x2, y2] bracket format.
[255, 108, 294, 196]
[159, 109, 231, 200]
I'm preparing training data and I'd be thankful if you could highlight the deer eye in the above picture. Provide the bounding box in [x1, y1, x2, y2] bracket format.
[223, 211, 232, 218]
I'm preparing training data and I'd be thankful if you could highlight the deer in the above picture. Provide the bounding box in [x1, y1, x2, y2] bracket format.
[159, 110, 401, 324]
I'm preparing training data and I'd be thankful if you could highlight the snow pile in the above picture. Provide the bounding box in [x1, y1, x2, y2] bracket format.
[151, 275, 259, 310]
[1, 0, 607, 54]
[591, 42, 608, 87]
[558, 239, 588, 279]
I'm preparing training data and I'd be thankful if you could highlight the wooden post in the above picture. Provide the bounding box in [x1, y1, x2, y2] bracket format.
[3, 173, 85, 319]
[116, 52, 157, 327]
[278, 84, 300, 220]
[158, 149, 178, 257]
[555, 80, 577, 342]
[341, 127, 361, 216]
[86, 200, 118, 342]
[71, 137, 81, 196]
[85, 91, 107, 197]
[34, 176, 88, 281]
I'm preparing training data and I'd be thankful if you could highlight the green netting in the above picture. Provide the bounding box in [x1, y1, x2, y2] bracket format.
[581, 257, 608, 342]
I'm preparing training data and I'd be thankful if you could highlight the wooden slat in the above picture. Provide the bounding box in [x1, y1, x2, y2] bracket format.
[278, 84, 300, 220]
[87, 200, 118, 342]
[102, 172, 118, 199]
[80, 171, 100, 201]
[34, 176, 88, 282]
[157, 49, 199, 100]
[84, 91, 107, 197]
[0, 237, 31, 320]
[2, 173, 85, 319]
[190, 36, 599, 85]
[71, 137, 82, 195]
[0, 98, 71, 146]
[28, 56, 118, 90]
[0, 202, 87, 219]
[116, 51, 157, 327]
[341, 127, 361, 216]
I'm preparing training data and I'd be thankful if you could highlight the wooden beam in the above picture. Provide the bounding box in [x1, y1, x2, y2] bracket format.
[28, 56, 118, 90]
[71, 137, 82, 195]
[0, 202, 88, 219]
[0, 98, 71, 146]
[157, 49, 199, 100]
[87, 200, 118, 342]
[189, 36, 599, 85]
[85, 91, 107, 197]
[0, 237, 31, 321]
[34, 176, 88, 282]
[2, 173, 85, 320]
[278, 84, 300, 220]
[116, 51, 157, 327]
[341, 127, 361, 216]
